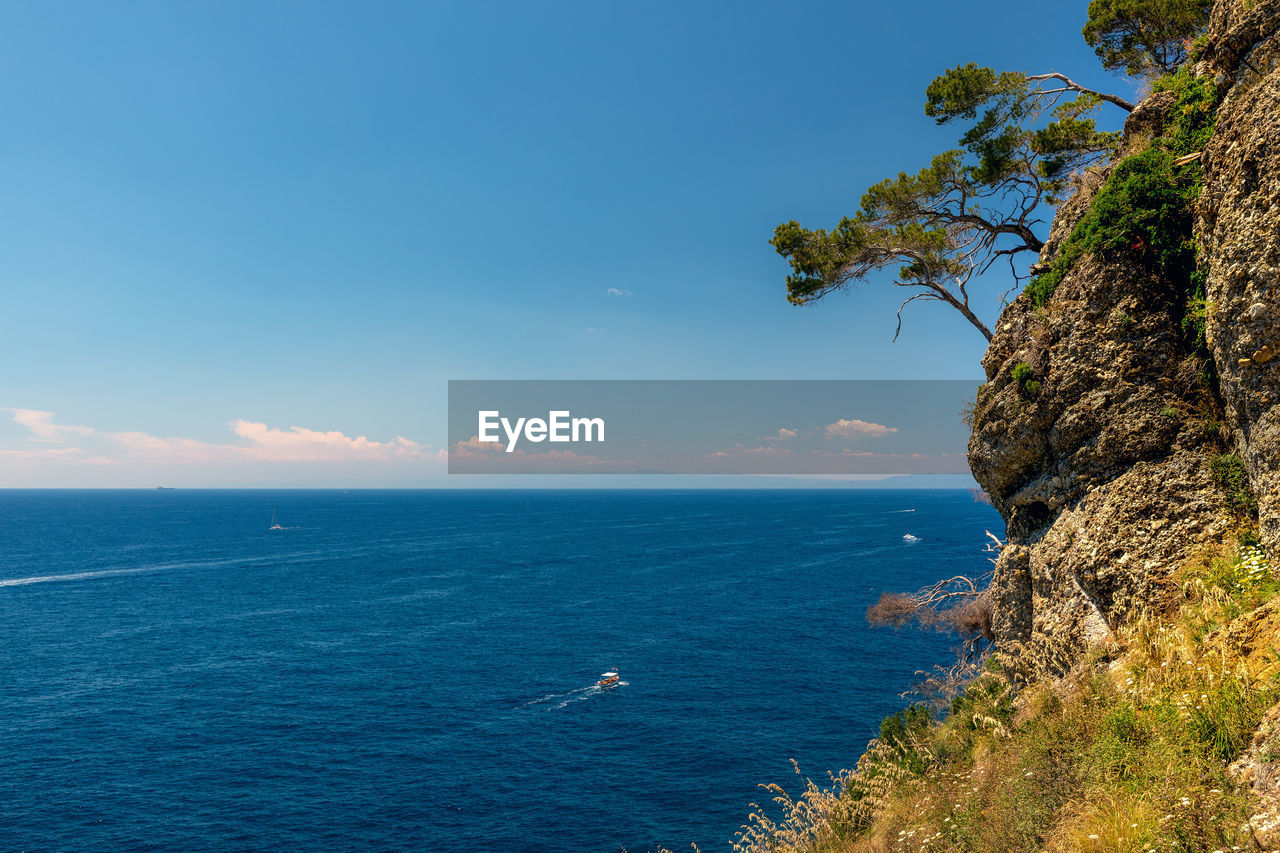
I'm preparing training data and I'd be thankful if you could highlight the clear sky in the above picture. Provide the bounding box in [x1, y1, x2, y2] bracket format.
[0, 1, 1140, 487]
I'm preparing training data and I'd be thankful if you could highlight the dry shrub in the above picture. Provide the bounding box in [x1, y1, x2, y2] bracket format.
[945, 593, 994, 640]
[865, 593, 919, 628]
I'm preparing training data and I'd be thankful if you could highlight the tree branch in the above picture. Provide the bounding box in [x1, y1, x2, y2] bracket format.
[1027, 72, 1135, 112]
[893, 292, 938, 342]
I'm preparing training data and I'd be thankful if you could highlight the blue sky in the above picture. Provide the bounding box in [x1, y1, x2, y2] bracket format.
[0, 1, 1141, 486]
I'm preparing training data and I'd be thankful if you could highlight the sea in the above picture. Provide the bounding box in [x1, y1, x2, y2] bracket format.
[0, 489, 1002, 852]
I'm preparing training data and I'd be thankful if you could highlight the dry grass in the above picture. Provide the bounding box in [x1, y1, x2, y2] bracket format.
[699, 539, 1280, 853]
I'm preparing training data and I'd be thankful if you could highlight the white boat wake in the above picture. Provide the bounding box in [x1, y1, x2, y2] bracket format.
[0, 565, 171, 587]
[0, 551, 312, 589]
[520, 681, 628, 711]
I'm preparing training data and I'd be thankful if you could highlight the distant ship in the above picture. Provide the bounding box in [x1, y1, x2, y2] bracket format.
[155, 486, 175, 491]
[269, 509, 284, 531]
[902, 534, 920, 542]
[596, 670, 619, 688]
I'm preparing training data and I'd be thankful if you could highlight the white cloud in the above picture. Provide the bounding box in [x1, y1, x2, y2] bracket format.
[3, 408, 432, 466]
[823, 418, 898, 439]
[109, 431, 224, 459]
[0, 408, 448, 486]
[7, 409, 95, 442]
[605, 288, 632, 297]
[230, 420, 427, 462]
[762, 427, 798, 442]
[450, 434, 507, 456]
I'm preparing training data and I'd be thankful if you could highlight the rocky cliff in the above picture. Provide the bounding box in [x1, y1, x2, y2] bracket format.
[969, 0, 1280, 678]
[1200, 0, 1280, 552]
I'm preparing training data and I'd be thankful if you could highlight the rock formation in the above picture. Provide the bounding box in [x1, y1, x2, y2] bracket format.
[969, 0, 1280, 677]
[1199, 0, 1280, 553]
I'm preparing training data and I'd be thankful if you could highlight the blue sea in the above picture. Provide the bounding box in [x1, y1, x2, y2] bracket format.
[0, 489, 1001, 851]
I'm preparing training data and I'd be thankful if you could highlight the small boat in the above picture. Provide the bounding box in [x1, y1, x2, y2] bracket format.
[902, 534, 920, 542]
[269, 509, 284, 531]
[596, 671, 619, 688]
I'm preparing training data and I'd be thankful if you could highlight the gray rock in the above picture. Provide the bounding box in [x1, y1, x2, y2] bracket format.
[1198, 0, 1280, 553]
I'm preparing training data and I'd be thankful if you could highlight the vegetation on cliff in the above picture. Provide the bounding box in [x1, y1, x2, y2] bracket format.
[1025, 67, 1218, 315]
[721, 540, 1278, 852]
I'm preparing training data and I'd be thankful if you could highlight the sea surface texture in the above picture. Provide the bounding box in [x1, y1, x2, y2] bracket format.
[0, 489, 1001, 851]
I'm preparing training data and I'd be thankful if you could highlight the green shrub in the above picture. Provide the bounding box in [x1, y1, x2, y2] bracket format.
[1187, 671, 1276, 764]
[1025, 69, 1217, 310]
[1151, 68, 1218, 157]
[1011, 362, 1041, 399]
[878, 705, 934, 774]
[949, 672, 1015, 726]
[1211, 453, 1258, 518]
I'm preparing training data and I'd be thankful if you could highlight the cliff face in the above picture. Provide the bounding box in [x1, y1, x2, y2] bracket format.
[1199, 0, 1280, 553]
[969, 0, 1280, 677]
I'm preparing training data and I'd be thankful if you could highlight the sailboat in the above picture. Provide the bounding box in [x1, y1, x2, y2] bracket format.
[269, 509, 284, 531]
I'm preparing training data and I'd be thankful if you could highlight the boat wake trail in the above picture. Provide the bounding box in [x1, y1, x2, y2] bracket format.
[520, 682, 628, 711]
[0, 550, 334, 590]
[0, 565, 170, 587]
